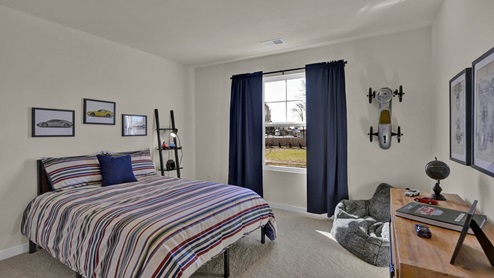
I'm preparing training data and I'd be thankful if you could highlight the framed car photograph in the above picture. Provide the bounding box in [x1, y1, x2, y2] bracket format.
[122, 114, 147, 136]
[449, 68, 472, 165]
[32, 107, 75, 137]
[472, 46, 494, 177]
[83, 98, 116, 125]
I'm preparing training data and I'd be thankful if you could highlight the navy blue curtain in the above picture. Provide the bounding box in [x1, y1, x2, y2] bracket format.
[228, 72, 264, 197]
[306, 61, 348, 217]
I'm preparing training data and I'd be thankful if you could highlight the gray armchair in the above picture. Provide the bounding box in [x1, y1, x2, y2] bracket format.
[330, 183, 393, 267]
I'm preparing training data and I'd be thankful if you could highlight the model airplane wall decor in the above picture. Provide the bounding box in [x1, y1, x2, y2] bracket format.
[367, 86, 404, 149]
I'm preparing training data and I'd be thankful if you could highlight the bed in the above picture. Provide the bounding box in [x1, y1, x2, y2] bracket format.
[21, 150, 276, 278]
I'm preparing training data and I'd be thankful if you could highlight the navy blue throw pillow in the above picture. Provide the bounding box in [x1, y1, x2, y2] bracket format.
[96, 154, 137, 186]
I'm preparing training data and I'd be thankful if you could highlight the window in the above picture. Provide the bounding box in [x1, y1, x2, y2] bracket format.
[263, 73, 306, 171]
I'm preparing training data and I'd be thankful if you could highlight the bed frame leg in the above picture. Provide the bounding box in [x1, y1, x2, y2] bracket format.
[29, 240, 37, 254]
[261, 226, 266, 244]
[224, 249, 230, 278]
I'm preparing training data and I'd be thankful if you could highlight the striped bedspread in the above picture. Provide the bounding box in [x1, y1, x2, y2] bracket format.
[21, 175, 276, 278]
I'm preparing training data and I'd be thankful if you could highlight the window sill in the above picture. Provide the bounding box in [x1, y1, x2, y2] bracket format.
[263, 165, 306, 174]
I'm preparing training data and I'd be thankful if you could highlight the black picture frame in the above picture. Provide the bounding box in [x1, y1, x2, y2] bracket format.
[472, 46, 494, 177]
[122, 114, 147, 136]
[83, 98, 116, 125]
[32, 107, 75, 137]
[450, 68, 472, 165]
[450, 201, 477, 265]
[450, 200, 494, 267]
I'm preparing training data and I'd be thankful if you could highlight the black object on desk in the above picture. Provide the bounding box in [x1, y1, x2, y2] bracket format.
[450, 200, 494, 267]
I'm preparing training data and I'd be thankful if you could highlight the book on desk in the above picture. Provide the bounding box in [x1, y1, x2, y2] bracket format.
[396, 201, 487, 234]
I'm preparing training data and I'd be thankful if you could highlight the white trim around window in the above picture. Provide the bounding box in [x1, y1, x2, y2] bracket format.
[263, 164, 307, 174]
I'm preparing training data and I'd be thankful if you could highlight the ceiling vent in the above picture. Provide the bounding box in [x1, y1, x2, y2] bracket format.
[261, 38, 284, 46]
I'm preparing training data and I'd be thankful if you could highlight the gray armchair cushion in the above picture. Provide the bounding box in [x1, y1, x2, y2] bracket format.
[331, 183, 393, 267]
[368, 183, 393, 222]
[334, 199, 368, 219]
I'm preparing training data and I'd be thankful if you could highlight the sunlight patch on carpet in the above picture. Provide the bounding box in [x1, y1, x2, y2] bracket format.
[316, 230, 337, 242]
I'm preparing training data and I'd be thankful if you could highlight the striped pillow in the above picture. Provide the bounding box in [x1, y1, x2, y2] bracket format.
[107, 148, 156, 177]
[41, 155, 102, 190]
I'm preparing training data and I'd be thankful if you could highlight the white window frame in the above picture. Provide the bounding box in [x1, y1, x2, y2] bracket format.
[263, 72, 306, 174]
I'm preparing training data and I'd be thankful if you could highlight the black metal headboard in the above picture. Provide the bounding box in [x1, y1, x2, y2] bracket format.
[37, 160, 53, 195]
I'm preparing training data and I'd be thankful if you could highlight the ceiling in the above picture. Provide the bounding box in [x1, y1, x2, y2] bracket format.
[0, 0, 443, 67]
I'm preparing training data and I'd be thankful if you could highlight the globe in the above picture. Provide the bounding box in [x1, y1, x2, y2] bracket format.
[425, 157, 450, 200]
[425, 158, 450, 180]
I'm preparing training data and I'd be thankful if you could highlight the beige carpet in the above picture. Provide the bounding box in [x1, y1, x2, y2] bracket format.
[0, 209, 388, 277]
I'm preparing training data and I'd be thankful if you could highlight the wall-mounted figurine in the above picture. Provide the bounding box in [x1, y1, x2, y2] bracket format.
[367, 86, 404, 149]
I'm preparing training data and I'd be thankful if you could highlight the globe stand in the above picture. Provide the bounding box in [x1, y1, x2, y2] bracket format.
[430, 180, 446, 200]
[425, 157, 450, 201]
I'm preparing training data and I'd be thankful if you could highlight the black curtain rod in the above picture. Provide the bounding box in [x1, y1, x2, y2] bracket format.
[230, 61, 347, 79]
[263, 67, 305, 75]
[264, 61, 347, 75]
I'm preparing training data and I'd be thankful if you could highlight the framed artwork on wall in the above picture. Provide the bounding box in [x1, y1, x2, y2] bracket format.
[449, 68, 472, 165]
[83, 98, 116, 125]
[32, 107, 75, 137]
[122, 114, 147, 136]
[472, 46, 494, 177]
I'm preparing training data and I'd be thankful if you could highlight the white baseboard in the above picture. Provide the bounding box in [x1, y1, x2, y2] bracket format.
[268, 202, 329, 219]
[0, 243, 29, 261]
[268, 201, 306, 213]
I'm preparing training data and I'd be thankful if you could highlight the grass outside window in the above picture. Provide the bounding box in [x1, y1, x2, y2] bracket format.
[265, 148, 306, 168]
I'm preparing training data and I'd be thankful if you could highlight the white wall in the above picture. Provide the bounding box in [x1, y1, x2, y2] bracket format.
[195, 28, 433, 210]
[432, 0, 494, 220]
[0, 5, 193, 252]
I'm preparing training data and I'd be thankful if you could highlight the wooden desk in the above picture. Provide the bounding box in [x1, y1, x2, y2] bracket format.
[390, 188, 494, 277]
